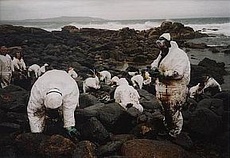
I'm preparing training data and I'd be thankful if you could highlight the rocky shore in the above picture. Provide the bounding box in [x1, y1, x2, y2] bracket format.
[0, 21, 229, 158]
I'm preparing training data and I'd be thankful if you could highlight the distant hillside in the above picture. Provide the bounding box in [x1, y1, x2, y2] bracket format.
[3, 16, 107, 23]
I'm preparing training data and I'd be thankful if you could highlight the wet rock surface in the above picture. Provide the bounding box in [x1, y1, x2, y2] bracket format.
[0, 22, 229, 157]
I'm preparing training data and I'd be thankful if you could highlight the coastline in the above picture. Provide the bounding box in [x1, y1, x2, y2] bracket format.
[0, 22, 229, 158]
[186, 34, 230, 90]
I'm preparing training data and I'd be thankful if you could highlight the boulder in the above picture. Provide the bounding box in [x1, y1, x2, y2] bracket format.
[39, 135, 76, 158]
[97, 140, 123, 157]
[214, 91, 230, 111]
[138, 89, 161, 110]
[73, 140, 97, 158]
[198, 58, 226, 78]
[61, 25, 79, 33]
[79, 93, 100, 108]
[121, 139, 189, 158]
[130, 122, 157, 139]
[187, 107, 222, 136]
[15, 133, 49, 155]
[0, 85, 29, 113]
[0, 122, 21, 133]
[97, 103, 126, 126]
[170, 132, 194, 150]
[77, 117, 110, 144]
[197, 98, 224, 116]
[98, 103, 138, 134]
[110, 134, 136, 143]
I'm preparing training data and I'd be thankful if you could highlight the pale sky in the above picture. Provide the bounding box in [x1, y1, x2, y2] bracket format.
[0, 0, 229, 20]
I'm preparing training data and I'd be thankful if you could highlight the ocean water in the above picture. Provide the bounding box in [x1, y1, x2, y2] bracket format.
[3, 17, 230, 37]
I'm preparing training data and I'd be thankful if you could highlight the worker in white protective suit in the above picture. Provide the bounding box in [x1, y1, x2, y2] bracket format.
[98, 70, 112, 85]
[12, 50, 26, 72]
[39, 63, 49, 76]
[114, 78, 143, 112]
[151, 33, 190, 138]
[28, 64, 41, 78]
[0, 46, 12, 88]
[190, 75, 222, 99]
[110, 76, 120, 86]
[131, 74, 144, 89]
[27, 69, 80, 138]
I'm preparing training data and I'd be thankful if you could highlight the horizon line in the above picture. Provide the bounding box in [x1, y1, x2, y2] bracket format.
[1, 15, 230, 22]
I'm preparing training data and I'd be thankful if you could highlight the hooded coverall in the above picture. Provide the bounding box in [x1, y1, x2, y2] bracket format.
[12, 57, 26, 72]
[28, 64, 41, 78]
[114, 78, 143, 112]
[99, 70, 112, 85]
[27, 70, 80, 133]
[200, 77, 222, 95]
[131, 74, 144, 89]
[151, 41, 190, 137]
[0, 55, 12, 88]
[39, 64, 49, 75]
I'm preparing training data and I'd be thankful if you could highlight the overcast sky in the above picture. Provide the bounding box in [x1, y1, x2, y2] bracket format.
[0, 0, 229, 20]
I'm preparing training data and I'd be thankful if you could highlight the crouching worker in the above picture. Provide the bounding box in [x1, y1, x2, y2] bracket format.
[114, 78, 143, 112]
[27, 69, 80, 139]
[199, 75, 222, 96]
[189, 74, 222, 101]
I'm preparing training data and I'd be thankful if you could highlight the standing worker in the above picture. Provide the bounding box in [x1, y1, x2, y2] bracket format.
[151, 33, 190, 138]
[27, 69, 80, 138]
[0, 46, 12, 88]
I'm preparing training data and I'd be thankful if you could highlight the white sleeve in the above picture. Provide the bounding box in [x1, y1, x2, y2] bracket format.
[133, 89, 140, 101]
[27, 86, 45, 133]
[114, 88, 121, 103]
[165, 53, 189, 79]
[73, 71, 78, 78]
[151, 54, 161, 69]
[21, 58, 26, 70]
[131, 77, 136, 87]
[11, 60, 14, 72]
[62, 87, 79, 128]
[204, 78, 222, 91]
[12, 59, 20, 71]
[143, 77, 151, 85]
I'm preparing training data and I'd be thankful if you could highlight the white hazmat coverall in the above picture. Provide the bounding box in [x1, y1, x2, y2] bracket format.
[151, 41, 190, 137]
[0, 55, 12, 88]
[12, 57, 26, 72]
[131, 74, 144, 89]
[39, 63, 48, 75]
[111, 76, 120, 86]
[28, 64, 41, 78]
[27, 69, 79, 133]
[114, 78, 143, 112]
[200, 77, 222, 93]
[99, 70, 112, 85]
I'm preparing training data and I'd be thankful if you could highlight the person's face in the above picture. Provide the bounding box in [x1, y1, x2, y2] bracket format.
[16, 52, 21, 58]
[0, 47, 8, 55]
[156, 37, 169, 50]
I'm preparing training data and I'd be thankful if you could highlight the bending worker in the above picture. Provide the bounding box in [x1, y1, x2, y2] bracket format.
[199, 75, 222, 96]
[27, 69, 80, 138]
[151, 33, 190, 138]
[114, 78, 143, 112]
